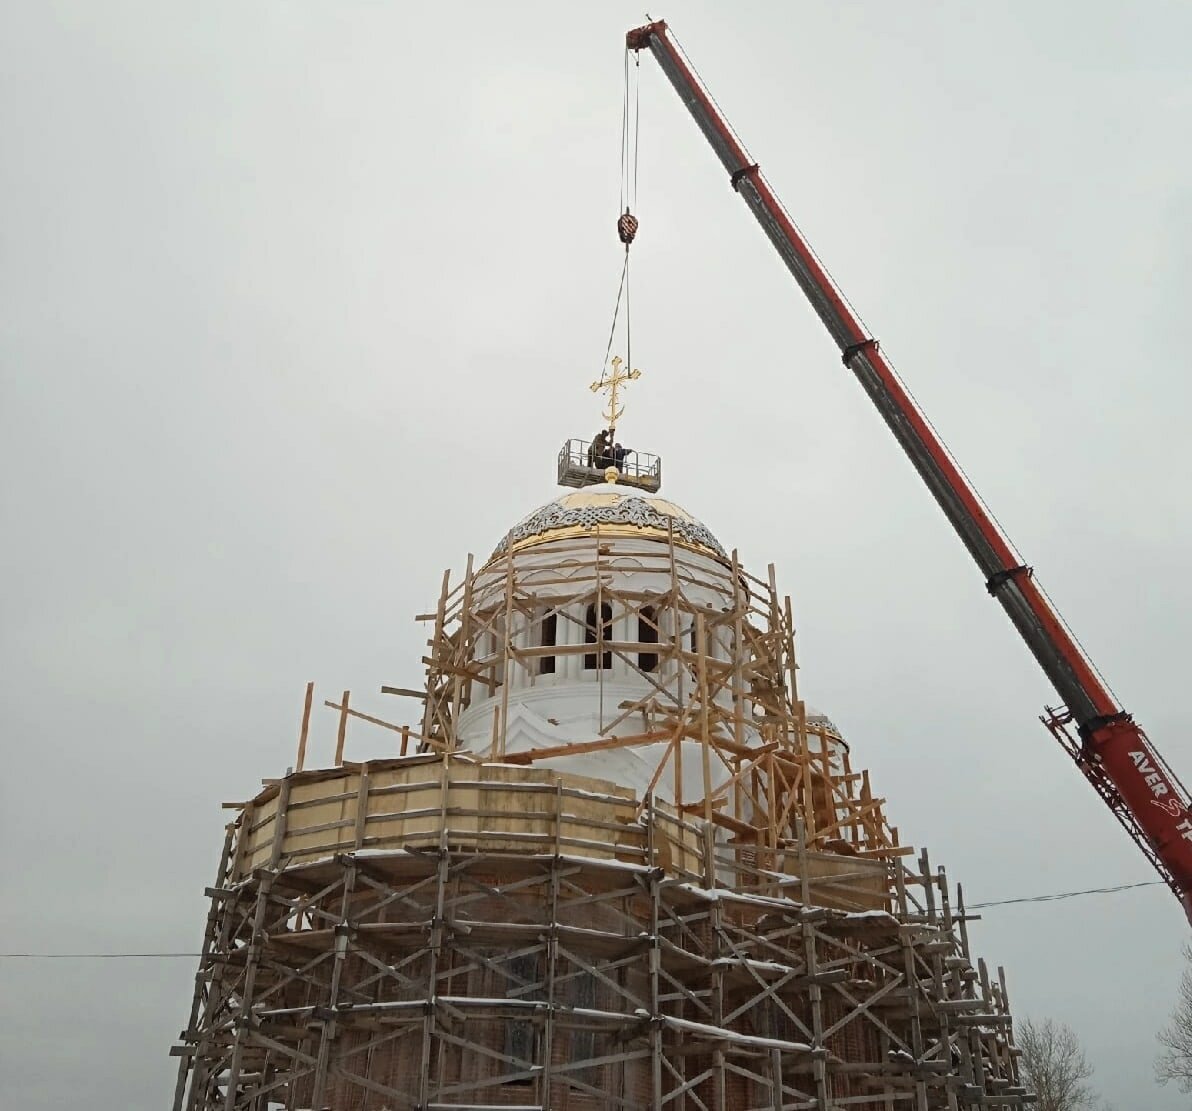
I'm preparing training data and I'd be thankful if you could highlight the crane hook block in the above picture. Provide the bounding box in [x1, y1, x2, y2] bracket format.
[618, 210, 639, 245]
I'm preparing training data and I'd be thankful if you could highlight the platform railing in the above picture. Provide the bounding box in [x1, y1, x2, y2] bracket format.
[557, 437, 662, 491]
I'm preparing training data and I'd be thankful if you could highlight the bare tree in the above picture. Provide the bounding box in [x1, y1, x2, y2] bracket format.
[1017, 1017, 1097, 1111]
[1157, 943, 1192, 1092]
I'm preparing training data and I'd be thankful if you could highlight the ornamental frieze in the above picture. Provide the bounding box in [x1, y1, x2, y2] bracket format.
[493, 496, 727, 560]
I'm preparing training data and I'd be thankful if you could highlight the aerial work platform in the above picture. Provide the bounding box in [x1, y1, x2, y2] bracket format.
[557, 436, 662, 492]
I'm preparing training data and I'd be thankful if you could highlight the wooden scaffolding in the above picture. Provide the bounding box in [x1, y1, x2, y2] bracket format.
[416, 531, 904, 863]
[170, 533, 1029, 1109]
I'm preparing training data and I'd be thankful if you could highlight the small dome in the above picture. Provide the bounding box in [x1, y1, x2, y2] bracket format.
[490, 483, 727, 561]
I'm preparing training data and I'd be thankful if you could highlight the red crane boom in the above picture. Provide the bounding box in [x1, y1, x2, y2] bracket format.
[627, 19, 1192, 920]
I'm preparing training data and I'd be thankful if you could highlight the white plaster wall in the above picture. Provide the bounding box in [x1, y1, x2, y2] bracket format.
[456, 535, 747, 801]
[453, 533, 849, 812]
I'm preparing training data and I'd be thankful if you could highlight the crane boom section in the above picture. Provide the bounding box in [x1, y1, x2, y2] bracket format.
[627, 20, 1192, 917]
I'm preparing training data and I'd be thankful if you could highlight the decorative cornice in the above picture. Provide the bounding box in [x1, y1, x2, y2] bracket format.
[492, 496, 727, 561]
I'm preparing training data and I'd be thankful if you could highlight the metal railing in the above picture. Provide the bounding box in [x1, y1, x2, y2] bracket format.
[557, 437, 662, 489]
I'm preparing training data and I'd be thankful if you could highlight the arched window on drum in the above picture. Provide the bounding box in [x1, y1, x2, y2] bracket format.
[638, 605, 659, 673]
[584, 602, 612, 670]
[538, 611, 557, 675]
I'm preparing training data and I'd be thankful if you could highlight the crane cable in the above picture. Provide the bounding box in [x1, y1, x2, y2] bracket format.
[597, 48, 641, 431]
[619, 42, 641, 220]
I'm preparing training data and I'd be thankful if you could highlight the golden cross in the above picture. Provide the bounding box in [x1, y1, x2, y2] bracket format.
[590, 356, 642, 428]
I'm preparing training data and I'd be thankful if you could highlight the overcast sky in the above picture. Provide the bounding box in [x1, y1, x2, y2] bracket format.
[3, 2, 1191, 1108]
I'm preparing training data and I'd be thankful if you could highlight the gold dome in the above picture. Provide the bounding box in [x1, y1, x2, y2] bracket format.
[490, 484, 727, 561]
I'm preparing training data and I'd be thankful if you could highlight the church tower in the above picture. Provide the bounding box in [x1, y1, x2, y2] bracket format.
[170, 376, 1028, 1109]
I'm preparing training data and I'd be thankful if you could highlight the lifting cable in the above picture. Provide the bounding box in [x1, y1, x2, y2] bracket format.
[597, 47, 641, 429]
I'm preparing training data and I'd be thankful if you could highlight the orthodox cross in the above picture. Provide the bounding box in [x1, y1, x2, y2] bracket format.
[590, 356, 641, 432]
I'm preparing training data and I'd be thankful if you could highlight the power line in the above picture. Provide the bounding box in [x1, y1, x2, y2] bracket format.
[0, 880, 1168, 959]
[1, 952, 200, 959]
[967, 880, 1163, 909]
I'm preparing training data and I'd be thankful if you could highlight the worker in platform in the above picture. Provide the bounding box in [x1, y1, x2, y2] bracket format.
[588, 429, 609, 469]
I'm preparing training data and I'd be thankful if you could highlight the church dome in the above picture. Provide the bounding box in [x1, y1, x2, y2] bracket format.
[490, 482, 727, 562]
